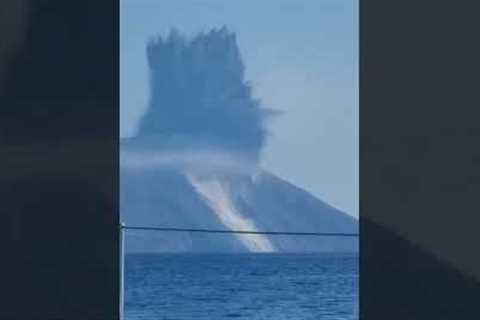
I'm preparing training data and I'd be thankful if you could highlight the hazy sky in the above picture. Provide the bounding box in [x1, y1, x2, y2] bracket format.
[120, 0, 358, 217]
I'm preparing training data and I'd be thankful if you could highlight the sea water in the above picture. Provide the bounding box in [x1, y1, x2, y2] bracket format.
[125, 253, 358, 320]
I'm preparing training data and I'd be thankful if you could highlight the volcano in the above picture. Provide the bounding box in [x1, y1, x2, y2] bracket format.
[121, 28, 358, 252]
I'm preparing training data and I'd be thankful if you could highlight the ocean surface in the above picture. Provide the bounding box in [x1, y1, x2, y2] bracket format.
[125, 253, 358, 320]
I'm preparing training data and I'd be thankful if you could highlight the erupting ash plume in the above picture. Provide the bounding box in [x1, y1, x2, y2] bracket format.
[138, 27, 275, 161]
[121, 27, 358, 253]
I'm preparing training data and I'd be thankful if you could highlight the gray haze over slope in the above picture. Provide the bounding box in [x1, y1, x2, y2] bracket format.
[121, 28, 358, 252]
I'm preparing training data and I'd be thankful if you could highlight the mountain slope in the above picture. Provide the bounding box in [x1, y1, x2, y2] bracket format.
[121, 145, 358, 253]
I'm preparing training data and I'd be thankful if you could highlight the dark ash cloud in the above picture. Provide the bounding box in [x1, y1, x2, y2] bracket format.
[138, 27, 276, 160]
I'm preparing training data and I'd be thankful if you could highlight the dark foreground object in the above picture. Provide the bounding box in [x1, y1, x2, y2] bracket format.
[361, 219, 480, 319]
[362, 0, 480, 318]
[0, 0, 119, 319]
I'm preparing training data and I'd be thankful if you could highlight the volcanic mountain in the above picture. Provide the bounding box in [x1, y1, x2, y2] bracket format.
[121, 28, 358, 252]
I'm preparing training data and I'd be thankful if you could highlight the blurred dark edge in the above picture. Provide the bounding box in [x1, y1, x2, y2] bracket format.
[361, 0, 480, 319]
[0, 0, 119, 319]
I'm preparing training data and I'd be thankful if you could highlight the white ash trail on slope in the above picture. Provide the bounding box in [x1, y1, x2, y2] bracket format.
[187, 173, 276, 253]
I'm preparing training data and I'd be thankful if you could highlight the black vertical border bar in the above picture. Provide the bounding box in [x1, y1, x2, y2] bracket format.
[0, 0, 119, 319]
[361, 0, 480, 319]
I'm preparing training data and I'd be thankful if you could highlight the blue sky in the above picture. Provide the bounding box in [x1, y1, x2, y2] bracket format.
[120, 0, 358, 217]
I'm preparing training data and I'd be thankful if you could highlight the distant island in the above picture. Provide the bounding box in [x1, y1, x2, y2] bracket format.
[121, 28, 358, 253]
